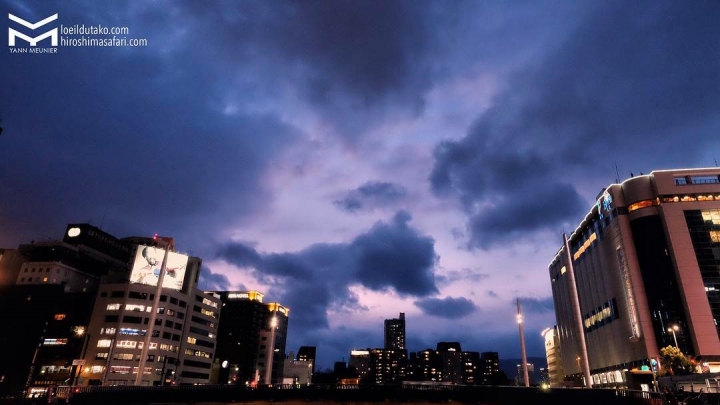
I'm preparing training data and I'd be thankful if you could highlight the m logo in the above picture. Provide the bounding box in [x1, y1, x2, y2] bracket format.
[8, 13, 58, 46]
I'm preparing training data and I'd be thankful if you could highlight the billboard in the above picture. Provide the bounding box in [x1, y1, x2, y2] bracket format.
[130, 245, 188, 291]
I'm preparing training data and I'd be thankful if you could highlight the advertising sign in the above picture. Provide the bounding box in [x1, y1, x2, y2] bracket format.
[130, 245, 188, 291]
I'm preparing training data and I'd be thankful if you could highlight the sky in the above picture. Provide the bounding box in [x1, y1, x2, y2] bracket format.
[1, 0, 720, 370]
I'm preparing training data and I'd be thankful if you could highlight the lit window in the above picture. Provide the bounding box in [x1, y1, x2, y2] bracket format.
[107, 303, 122, 311]
[628, 200, 653, 213]
[710, 231, 720, 243]
[90, 365, 105, 374]
[97, 339, 112, 348]
[54, 314, 66, 321]
[187, 337, 197, 345]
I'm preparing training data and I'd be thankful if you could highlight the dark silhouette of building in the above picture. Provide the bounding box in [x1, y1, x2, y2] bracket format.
[297, 346, 316, 378]
[211, 292, 289, 385]
[436, 342, 463, 384]
[384, 312, 405, 350]
[0, 224, 131, 398]
[462, 351, 481, 385]
[480, 352, 501, 385]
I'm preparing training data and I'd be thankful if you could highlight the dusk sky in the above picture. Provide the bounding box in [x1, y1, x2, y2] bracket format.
[2, 0, 719, 369]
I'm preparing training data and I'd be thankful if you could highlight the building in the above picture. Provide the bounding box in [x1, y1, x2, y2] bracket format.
[211, 291, 290, 385]
[461, 351, 480, 385]
[436, 342, 463, 384]
[549, 168, 720, 387]
[349, 350, 371, 382]
[297, 346, 316, 379]
[541, 327, 564, 387]
[384, 312, 406, 350]
[516, 363, 535, 386]
[257, 302, 290, 385]
[406, 349, 442, 382]
[479, 352, 501, 385]
[282, 351, 313, 385]
[77, 243, 221, 386]
[0, 224, 131, 398]
[212, 291, 267, 385]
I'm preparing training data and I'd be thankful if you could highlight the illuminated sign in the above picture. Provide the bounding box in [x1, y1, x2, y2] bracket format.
[596, 191, 613, 220]
[129, 245, 188, 291]
[67, 227, 81, 237]
[228, 293, 249, 299]
[351, 350, 370, 356]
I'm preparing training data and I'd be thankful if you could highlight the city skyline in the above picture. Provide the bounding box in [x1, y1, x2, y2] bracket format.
[2, 0, 720, 370]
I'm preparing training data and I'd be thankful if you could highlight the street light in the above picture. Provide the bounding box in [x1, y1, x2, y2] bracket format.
[668, 325, 680, 349]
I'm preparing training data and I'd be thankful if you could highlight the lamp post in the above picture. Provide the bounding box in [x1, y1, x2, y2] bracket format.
[264, 317, 278, 385]
[668, 325, 680, 349]
[134, 241, 171, 386]
[517, 299, 529, 388]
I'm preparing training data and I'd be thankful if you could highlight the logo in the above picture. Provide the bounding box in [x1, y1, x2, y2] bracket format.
[8, 13, 58, 47]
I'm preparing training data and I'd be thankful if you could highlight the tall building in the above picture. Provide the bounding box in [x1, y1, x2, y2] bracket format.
[212, 291, 267, 385]
[211, 292, 289, 385]
[384, 312, 405, 350]
[549, 168, 720, 387]
[258, 302, 290, 384]
[77, 244, 220, 386]
[541, 327, 564, 387]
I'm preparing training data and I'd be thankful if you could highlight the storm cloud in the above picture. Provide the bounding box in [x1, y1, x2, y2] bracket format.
[217, 211, 438, 329]
[430, 1, 720, 249]
[414, 296, 477, 319]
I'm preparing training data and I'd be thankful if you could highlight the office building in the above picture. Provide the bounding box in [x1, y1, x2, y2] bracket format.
[76, 242, 220, 386]
[257, 302, 290, 384]
[349, 350, 371, 382]
[282, 352, 313, 385]
[461, 351, 480, 385]
[549, 168, 720, 387]
[436, 342, 463, 384]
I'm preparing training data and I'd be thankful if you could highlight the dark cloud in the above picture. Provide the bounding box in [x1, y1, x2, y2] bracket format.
[518, 297, 554, 314]
[198, 266, 235, 291]
[486, 290, 498, 298]
[414, 296, 477, 319]
[0, 1, 300, 255]
[334, 181, 407, 213]
[217, 211, 438, 330]
[430, 1, 720, 250]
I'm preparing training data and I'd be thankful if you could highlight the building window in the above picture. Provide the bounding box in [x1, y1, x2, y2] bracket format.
[110, 291, 125, 298]
[107, 303, 122, 311]
[54, 314, 66, 321]
[97, 339, 112, 348]
[187, 337, 197, 345]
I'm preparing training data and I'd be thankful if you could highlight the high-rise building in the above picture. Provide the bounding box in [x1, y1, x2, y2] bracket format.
[461, 351, 480, 385]
[549, 168, 720, 387]
[349, 350, 371, 382]
[211, 292, 289, 385]
[479, 352, 500, 385]
[436, 342, 463, 384]
[541, 327, 564, 387]
[77, 244, 220, 386]
[384, 312, 405, 350]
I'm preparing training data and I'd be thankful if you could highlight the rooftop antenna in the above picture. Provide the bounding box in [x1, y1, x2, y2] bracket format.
[614, 161, 620, 184]
[714, 157, 718, 167]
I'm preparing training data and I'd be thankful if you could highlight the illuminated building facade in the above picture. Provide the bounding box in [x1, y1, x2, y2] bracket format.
[77, 243, 219, 386]
[541, 327, 564, 387]
[549, 168, 720, 387]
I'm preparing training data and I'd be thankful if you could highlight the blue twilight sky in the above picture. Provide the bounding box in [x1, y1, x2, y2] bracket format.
[1, 0, 719, 369]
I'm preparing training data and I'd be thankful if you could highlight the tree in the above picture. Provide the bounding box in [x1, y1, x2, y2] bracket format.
[659, 345, 693, 375]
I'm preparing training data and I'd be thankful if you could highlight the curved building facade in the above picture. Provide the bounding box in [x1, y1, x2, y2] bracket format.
[549, 168, 720, 386]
